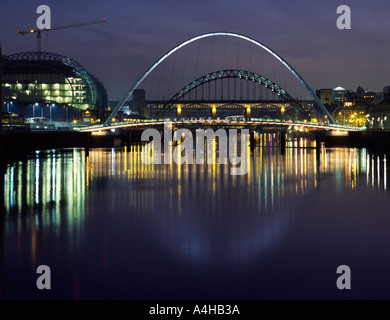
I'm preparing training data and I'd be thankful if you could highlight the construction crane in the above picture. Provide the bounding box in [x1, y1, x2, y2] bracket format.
[17, 18, 107, 52]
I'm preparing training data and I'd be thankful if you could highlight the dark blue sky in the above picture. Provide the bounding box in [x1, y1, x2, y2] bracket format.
[1, 0, 389, 100]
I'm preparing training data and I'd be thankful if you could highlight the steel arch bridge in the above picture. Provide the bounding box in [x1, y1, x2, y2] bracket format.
[154, 69, 305, 118]
[104, 32, 335, 125]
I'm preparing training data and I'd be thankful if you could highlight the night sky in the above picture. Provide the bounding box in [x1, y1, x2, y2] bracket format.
[1, 0, 389, 100]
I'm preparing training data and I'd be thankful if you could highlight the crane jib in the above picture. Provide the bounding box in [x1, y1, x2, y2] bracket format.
[16, 18, 107, 52]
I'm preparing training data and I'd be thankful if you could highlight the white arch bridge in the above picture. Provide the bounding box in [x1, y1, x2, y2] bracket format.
[103, 32, 336, 126]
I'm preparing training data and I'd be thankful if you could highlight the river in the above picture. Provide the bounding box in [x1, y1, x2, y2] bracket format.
[1, 135, 389, 299]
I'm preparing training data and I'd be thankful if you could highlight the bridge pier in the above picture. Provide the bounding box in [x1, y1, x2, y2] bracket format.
[85, 132, 90, 158]
[279, 131, 286, 155]
[249, 130, 262, 149]
[177, 104, 182, 120]
[126, 131, 132, 147]
[250, 131, 255, 150]
[118, 130, 133, 148]
[212, 105, 217, 119]
[315, 131, 325, 154]
[246, 105, 251, 121]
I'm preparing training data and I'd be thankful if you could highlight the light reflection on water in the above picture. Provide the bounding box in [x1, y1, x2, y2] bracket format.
[1, 136, 390, 299]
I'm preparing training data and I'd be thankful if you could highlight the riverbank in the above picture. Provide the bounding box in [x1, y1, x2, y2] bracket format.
[0, 130, 90, 159]
[0, 129, 146, 165]
[325, 130, 390, 153]
[0, 129, 389, 165]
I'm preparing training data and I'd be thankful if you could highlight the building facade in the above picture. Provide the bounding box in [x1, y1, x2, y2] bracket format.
[1, 52, 107, 114]
[316, 89, 334, 106]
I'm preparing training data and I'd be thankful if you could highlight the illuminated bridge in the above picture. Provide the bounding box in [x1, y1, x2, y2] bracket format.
[145, 69, 312, 120]
[78, 118, 363, 133]
[102, 32, 336, 129]
[76, 118, 365, 153]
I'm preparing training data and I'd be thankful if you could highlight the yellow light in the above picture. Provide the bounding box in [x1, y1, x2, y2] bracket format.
[281, 107, 285, 112]
[73, 120, 77, 124]
[30, 30, 34, 33]
[112, 118, 116, 122]
[332, 130, 349, 136]
[91, 131, 107, 136]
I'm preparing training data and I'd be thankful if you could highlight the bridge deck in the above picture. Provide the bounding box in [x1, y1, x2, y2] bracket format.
[146, 100, 316, 105]
[77, 118, 364, 133]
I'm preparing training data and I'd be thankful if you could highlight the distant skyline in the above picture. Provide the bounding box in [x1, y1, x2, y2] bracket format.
[1, 0, 390, 100]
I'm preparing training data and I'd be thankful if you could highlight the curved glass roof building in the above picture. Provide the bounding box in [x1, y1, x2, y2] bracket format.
[2, 52, 107, 111]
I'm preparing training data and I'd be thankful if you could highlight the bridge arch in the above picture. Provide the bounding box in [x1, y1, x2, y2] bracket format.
[105, 32, 334, 125]
[156, 69, 304, 117]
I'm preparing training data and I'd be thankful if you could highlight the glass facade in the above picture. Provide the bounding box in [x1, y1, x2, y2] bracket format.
[2, 52, 107, 111]
[3, 78, 90, 110]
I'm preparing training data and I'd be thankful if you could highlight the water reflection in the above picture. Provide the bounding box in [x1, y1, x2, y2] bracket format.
[3, 150, 87, 272]
[1, 135, 390, 299]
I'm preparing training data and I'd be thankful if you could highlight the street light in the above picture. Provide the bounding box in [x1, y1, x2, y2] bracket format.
[50, 104, 55, 122]
[34, 103, 39, 118]
[33, 102, 38, 118]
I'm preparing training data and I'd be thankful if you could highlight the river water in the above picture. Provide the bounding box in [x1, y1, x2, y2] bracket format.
[1, 135, 390, 299]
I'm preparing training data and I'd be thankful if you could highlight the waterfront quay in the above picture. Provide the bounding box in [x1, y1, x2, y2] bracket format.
[1, 120, 389, 162]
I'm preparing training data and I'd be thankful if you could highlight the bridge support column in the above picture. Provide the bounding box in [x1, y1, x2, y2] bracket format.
[177, 104, 182, 120]
[85, 132, 90, 158]
[246, 105, 251, 120]
[315, 131, 324, 154]
[126, 131, 132, 147]
[280, 107, 285, 121]
[250, 131, 255, 150]
[279, 131, 286, 155]
[212, 105, 217, 119]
